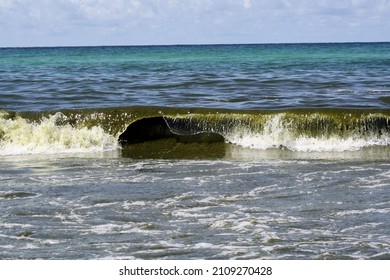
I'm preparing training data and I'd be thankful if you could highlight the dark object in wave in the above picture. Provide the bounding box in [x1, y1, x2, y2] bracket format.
[118, 116, 225, 145]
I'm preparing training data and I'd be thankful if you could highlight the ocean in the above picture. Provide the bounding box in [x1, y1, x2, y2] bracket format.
[0, 43, 389, 259]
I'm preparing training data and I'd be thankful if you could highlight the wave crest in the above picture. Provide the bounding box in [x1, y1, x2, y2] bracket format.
[166, 111, 390, 152]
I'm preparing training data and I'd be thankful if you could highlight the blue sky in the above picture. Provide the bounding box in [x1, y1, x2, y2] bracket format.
[1, 0, 389, 47]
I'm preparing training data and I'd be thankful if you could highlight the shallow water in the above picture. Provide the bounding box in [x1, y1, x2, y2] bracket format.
[1, 154, 389, 259]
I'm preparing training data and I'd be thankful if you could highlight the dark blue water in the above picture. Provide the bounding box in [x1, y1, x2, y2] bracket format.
[0, 43, 389, 260]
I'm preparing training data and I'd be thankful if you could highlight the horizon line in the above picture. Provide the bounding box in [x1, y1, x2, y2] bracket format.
[1, 41, 389, 49]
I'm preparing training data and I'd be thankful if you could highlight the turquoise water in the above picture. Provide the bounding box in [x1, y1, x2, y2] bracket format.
[0, 43, 389, 259]
[1, 43, 389, 111]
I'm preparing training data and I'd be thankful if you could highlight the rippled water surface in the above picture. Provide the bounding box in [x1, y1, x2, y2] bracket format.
[1, 155, 389, 259]
[1, 43, 389, 111]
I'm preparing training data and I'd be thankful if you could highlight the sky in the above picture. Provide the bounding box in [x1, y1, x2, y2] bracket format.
[0, 0, 389, 47]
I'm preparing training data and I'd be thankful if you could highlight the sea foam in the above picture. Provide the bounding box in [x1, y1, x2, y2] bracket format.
[0, 112, 118, 156]
[223, 113, 390, 152]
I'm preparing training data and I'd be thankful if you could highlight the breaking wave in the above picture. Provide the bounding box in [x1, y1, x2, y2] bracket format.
[0, 111, 118, 156]
[1, 106, 389, 156]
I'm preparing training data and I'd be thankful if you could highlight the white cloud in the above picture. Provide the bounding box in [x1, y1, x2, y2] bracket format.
[0, 0, 13, 9]
[242, 0, 251, 9]
[0, 0, 389, 46]
[67, 0, 142, 20]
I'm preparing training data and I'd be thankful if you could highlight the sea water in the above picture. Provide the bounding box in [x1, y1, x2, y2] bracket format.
[0, 43, 389, 259]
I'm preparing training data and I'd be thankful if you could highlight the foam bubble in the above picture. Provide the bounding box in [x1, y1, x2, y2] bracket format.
[0, 113, 118, 156]
[225, 114, 390, 152]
